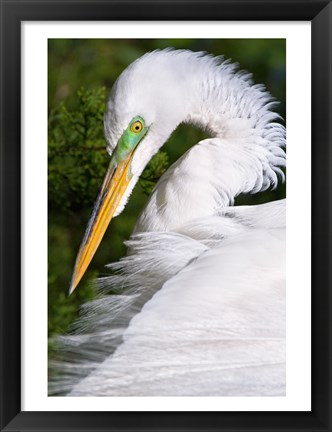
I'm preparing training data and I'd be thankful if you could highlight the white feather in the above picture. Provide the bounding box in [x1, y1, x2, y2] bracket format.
[70, 227, 285, 396]
[50, 201, 286, 396]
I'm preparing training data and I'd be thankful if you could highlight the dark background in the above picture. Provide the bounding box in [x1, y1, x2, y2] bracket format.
[48, 39, 286, 339]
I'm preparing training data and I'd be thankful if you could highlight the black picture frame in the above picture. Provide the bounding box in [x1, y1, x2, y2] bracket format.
[1, 1, 331, 431]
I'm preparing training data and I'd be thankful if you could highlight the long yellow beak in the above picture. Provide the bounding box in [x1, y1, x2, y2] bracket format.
[69, 152, 135, 294]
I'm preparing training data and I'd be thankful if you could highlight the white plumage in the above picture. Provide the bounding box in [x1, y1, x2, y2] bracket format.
[51, 49, 286, 397]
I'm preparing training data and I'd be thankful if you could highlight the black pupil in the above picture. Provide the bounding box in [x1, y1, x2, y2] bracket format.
[135, 125, 139, 130]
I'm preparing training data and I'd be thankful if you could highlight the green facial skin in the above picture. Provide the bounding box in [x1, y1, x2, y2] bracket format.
[102, 116, 148, 188]
[113, 116, 148, 165]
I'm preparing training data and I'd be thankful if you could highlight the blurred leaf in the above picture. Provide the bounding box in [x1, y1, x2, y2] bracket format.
[48, 87, 108, 214]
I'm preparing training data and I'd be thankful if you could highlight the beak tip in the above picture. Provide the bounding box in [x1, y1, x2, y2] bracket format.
[68, 157, 130, 298]
[68, 279, 77, 296]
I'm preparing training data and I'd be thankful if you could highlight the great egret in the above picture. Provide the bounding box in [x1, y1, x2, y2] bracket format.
[51, 49, 286, 396]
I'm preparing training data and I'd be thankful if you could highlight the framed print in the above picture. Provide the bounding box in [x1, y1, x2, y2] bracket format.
[1, 1, 331, 431]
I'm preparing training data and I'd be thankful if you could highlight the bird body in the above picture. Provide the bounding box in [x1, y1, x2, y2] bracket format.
[68, 201, 285, 396]
[51, 49, 286, 397]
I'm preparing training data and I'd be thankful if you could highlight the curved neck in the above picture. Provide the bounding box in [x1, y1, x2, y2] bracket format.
[136, 58, 286, 233]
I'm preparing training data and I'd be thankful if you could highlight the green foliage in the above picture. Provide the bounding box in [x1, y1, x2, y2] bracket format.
[48, 87, 108, 214]
[48, 213, 97, 336]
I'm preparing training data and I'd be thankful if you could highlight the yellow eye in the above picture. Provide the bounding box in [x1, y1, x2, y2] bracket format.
[131, 120, 143, 133]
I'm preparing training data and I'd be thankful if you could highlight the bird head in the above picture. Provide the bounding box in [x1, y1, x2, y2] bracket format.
[69, 50, 192, 294]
